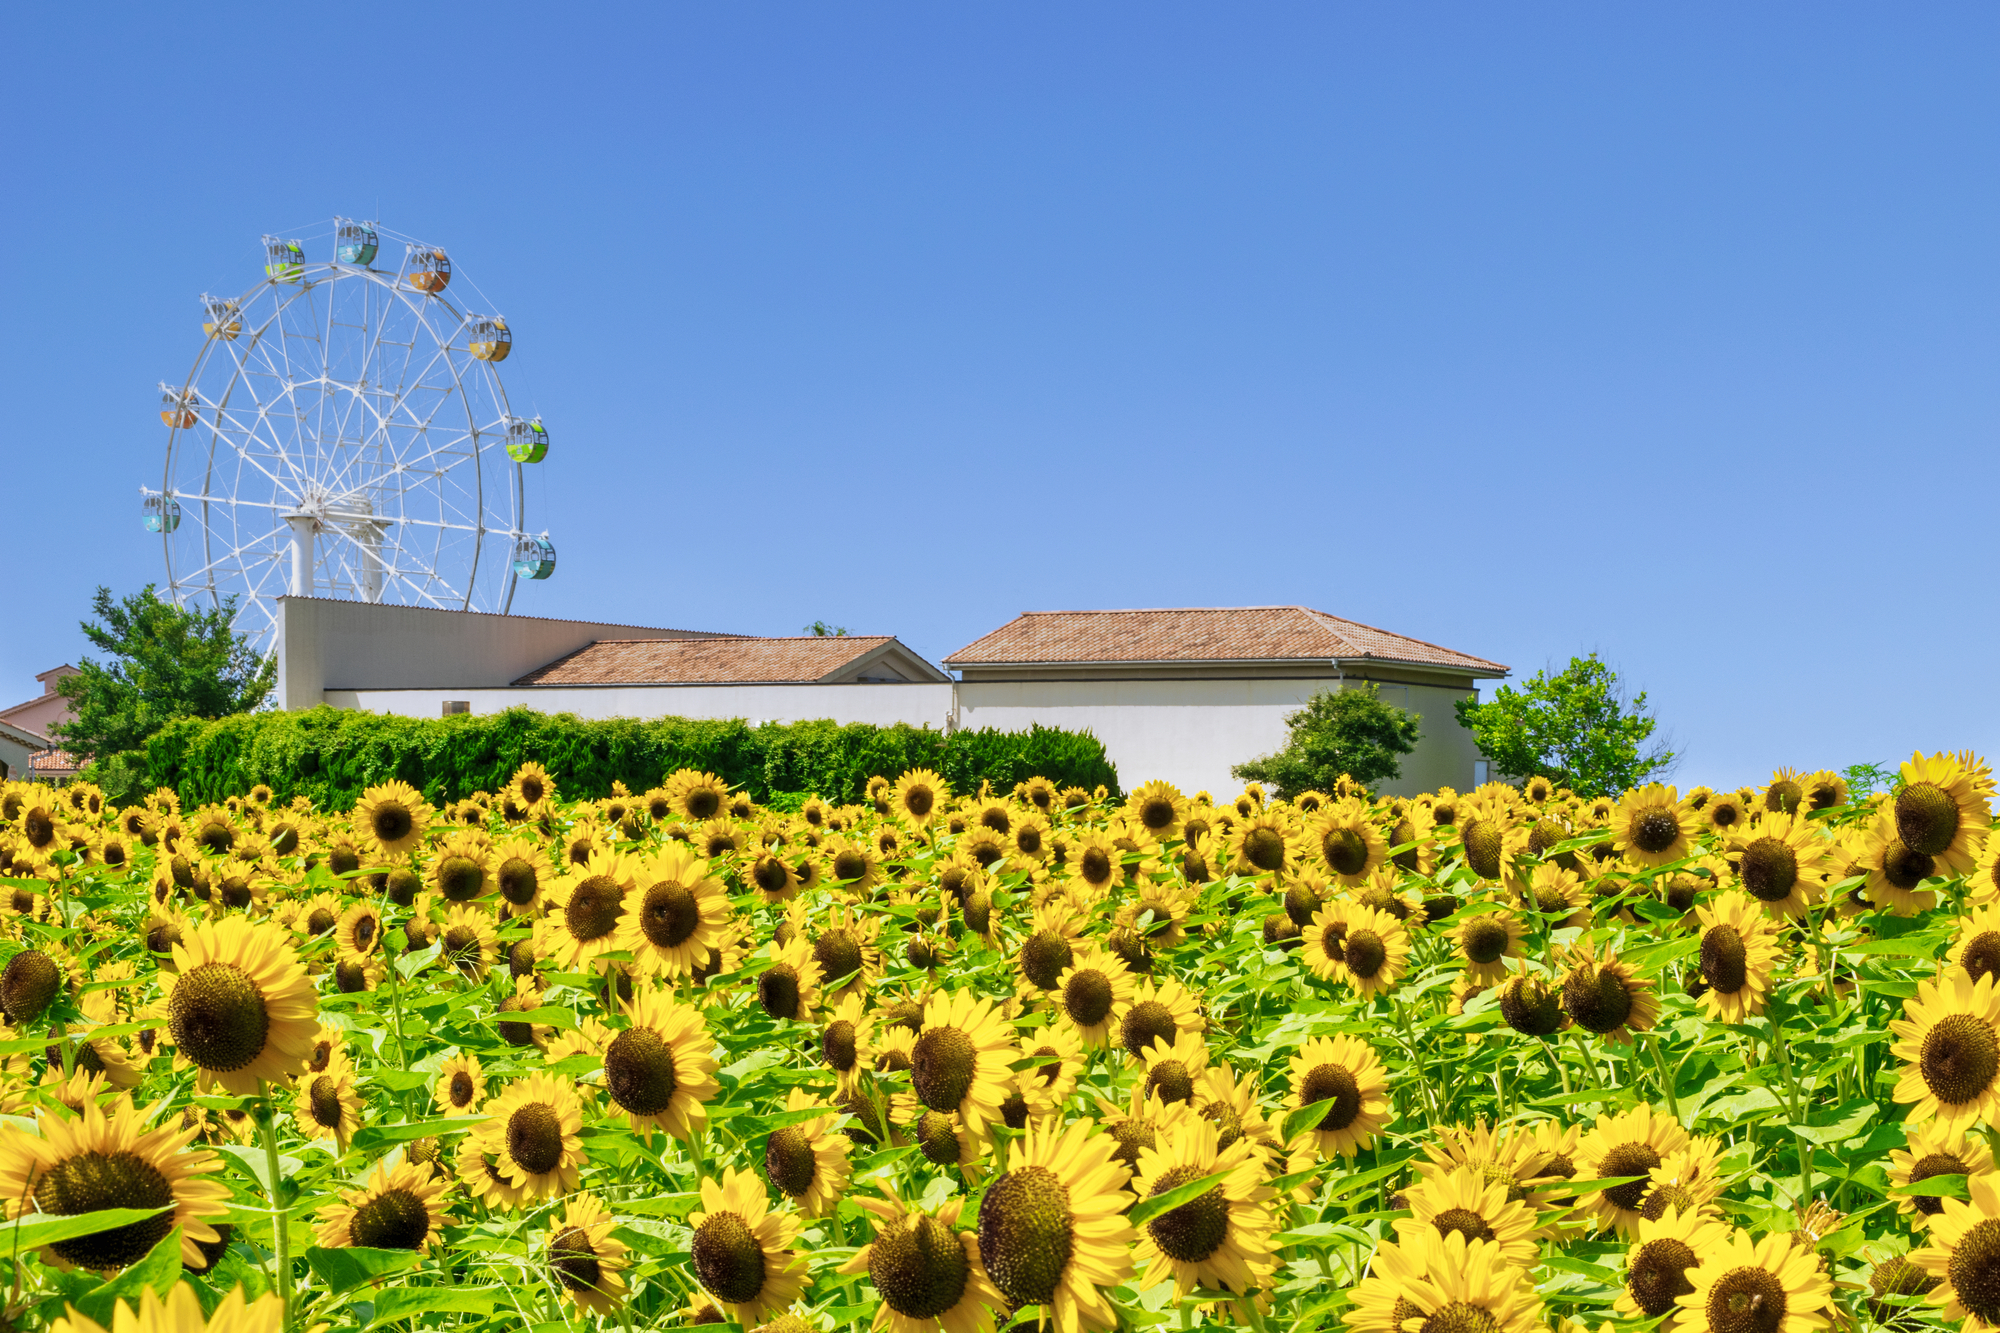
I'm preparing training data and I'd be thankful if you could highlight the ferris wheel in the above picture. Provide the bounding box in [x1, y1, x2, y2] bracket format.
[143, 218, 558, 658]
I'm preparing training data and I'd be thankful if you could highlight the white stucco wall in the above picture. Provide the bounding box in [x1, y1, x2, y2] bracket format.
[0, 727, 42, 783]
[326, 683, 953, 730]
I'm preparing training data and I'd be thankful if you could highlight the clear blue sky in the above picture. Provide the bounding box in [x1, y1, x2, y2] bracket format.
[4, 4, 1995, 789]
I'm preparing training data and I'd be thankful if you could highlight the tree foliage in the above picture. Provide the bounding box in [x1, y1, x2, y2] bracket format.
[1231, 685, 1421, 798]
[1452, 652, 1672, 798]
[52, 586, 275, 772]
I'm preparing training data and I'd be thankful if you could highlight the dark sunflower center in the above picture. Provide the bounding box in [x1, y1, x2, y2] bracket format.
[1707, 1265, 1788, 1333]
[872, 1212, 971, 1320]
[916, 1111, 962, 1167]
[1948, 1217, 2000, 1322]
[832, 849, 869, 881]
[335, 959, 368, 993]
[34, 1150, 175, 1270]
[1966, 933, 2000, 986]
[519, 776, 546, 804]
[1599, 1143, 1663, 1212]
[146, 924, 182, 955]
[902, 785, 935, 819]
[757, 965, 802, 1020]
[449, 1071, 476, 1108]
[1242, 827, 1287, 872]
[911, 1026, 977, 1112]
[1145, 1163, 1230, 1263]
[822, 1020, 858, 1071]
[1139, 797, 1176, 831]
[1019, 932, 1073, 991]
[1528, 819, 1565, 856]
[1300, 1062, 1363, 1130]
[1628, 1237, 1699, 1317]
[1344, 929, 1388, 980]
[550, 1225, 603, 1293]
[1146, 1059, 1195, 1105]
[348, 1186, 432, 1250]
[1922, 1012, 2000, 1107]
[1498, 975, 1564, 1036]
[978, 1164, 1075, 1307]
[1322, 828, 1369, 876]
[693, 1211, 767, 1304]
[2, 950, 62, 1024]
[1463, 820, 1503, 880]
[1739, 838, 1799, 903]
[1420, 1301, 1501, 1333]
[1063, 969, 1114, 1027]
[565, 876, 624, 942]
[1430, 1206, 1495, 1245]
[1897, 782, 1961, 858]
[1201, 1099, 1245, 1152]
[309, 1076, 343, 1128]
[1884, 842, 1936, 890]
[1564, 963, 1634, 1034]
[1909, 1151, 1972, 1217]
[1765, 780, 1803, 815]
[498, 858, 539, 905]
[1462, 918, 1510, 965]
[1080, 848, 1114, 885]
[1640, 1181, 1700, 1221]
[753, 858, 791, 894]
[1632, 809, 1682, 854]
[814, 930, 864, 986]
[637, 882, 701, 949]
[605, 1027, 679, 1116]
[507, 1102, 565, 1175]
[444, 926, 482, 971]
[1122, 1000, 1177, 1060]
[437, 856, 484, 901]
[765, 1125, 818, 1197]
[1702, 924, 1750, 993]
[371, 804, 414, 844]
[168, 962, 269, 1073]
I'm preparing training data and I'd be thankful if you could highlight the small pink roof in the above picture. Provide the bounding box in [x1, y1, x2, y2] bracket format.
[944, 606, 1506, 675]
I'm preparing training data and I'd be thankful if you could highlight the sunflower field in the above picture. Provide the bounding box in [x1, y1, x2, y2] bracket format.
[0, 755, 1997, 1333]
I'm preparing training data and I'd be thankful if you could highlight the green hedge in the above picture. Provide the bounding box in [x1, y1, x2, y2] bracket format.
[137, 707, 1121, 811]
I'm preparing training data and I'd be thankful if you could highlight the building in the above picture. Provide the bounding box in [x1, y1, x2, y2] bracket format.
[274, 595, 1506, 797]
[0, 667, 79, 783]
[1, 666, 78, 739]
[0, 719, 49, 783]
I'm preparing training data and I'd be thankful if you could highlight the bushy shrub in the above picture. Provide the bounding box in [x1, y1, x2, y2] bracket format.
[140, 706, 1119, 808]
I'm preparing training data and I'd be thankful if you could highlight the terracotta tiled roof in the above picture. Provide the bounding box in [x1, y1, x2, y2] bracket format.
[31, 749, 80, 775]
[943, 607, 1507, 675]
[515, 636, 913, 686]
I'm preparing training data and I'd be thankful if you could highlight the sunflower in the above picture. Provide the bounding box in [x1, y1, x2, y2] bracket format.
[476, 1072, 587, 1200]
[489, 836, 554, 919]
[335, 901, 384, 957]
[812, 904, 885, 998]
[604, 986, 719, 1141]
[893, 769, 951, 829]
[1613, 1205, 1730, 1320]
[1052, 944, 1136, 1049]
[548, 1192, 631, 1314]
[1345, 1230, 1542, 1333]
[747, 849, 800, 903]
[1518, 862, 1591, 930]
[354, 781, 433, 857]
[1891, 1122, 1997, 1231]
[157, 917, 317, 1094]
[1676, 1228, 1832, 1333]
[1727, 813, 1836, 921]
[1329, 902, 1410, 999]
[538, 848, 639, 972]
[1458, 810, 1529, 883]
[1286, 1035, 1390, 1159]
[1974, 838, 2000, 906]
[1849, 807, 1945, 916]
[976, 1119, 1136, 1333]
[689, 1166, 809, 1325]
[1449, 910, 1526, 984]
[1610, 784, 1699, 868]
[0, 945, 74, 1025]
[696, 819, 746, 862]
[1306, 803, 1388, 886]
[1138, 1030, 1211, 1109]
[292, 1055, 365, 1151]
[431, 830, 493, 904]
[908, 1104, 986, 1171]
[432, 1051, 487, 1115]
[1957, 905, 2000, 986]
[1299, 904, 1349, 984]
[1015, 900, 1085, 995]
[617, 844, 732, 979]
[817, 992, 875, 1086]
[908, 989, 1013, 1129]
[1131, 1116, 1276, 1298]
[1226, 812, 1299, 879]
[439, 904, 500, 980]
[1017, 1021, 1085, 1114]
[47, 1283, 287, 1333]
[1558, 943, 1658, 1044]
[1693, 890, 1783, 1023]
[837, 1187, 1004, 1333]
[763, 1087, 853, 1216]
[315, 1157, 453, 1250]
[756, 936, 824, 1022]
[333, 949, 386, 995]
[1893, 750, 1993, 877]
[1576, 1104, 1691, 1236]
[1892, 969, 2000, 1134]
[505, 761, 557, 812]
[1907, 1171, 2000, 1332]
[820, 835, 882, 895]
[658, 768, 727, 823]
[0, 1095, 230, 1273]
[1118, 977, 1204, 1063]
[1397, 1163, 1541, 1267]
[1066, 830, 1122, 898]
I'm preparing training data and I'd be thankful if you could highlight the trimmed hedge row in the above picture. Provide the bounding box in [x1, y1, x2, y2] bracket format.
[138, 706, 1121, 810]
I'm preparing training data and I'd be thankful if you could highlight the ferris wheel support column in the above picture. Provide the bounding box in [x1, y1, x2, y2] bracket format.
[285, 515, 316, 597]
[356, 519, 389, 603]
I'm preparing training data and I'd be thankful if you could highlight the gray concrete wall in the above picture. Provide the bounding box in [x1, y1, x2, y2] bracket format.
[275, 598, 737, 710]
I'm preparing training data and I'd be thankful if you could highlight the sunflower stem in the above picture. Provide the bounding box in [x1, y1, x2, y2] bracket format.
[1566, 1029, 1600, 1090]
[256, 1093, 295, 1333]
[1648, 1033, 1681, 1125]
[384, 945, 410, 1072]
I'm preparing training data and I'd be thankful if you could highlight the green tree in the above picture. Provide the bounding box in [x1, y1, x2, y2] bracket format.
[803, 620, 849, 636]
[1452, 653, 1672, 798]
[53, 586, 275, 783]
[1231, 685, 1421, 799]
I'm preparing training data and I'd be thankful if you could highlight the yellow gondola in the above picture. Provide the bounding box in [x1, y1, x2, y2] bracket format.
[201, 295, 241, 341]
[408, 248, 452, 293]
[468, 316, 512, 362]
[158, 384, 196, 429]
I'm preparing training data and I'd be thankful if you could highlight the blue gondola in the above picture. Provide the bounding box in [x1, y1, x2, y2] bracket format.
[504, 416, 549, 463]
[336, 218, 379, 266]
[512, 534, 556, 580]
[142, 494, 181, 534]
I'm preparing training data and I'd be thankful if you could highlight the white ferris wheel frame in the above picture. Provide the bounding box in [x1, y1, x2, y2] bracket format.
[146, 226, 535, 658]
